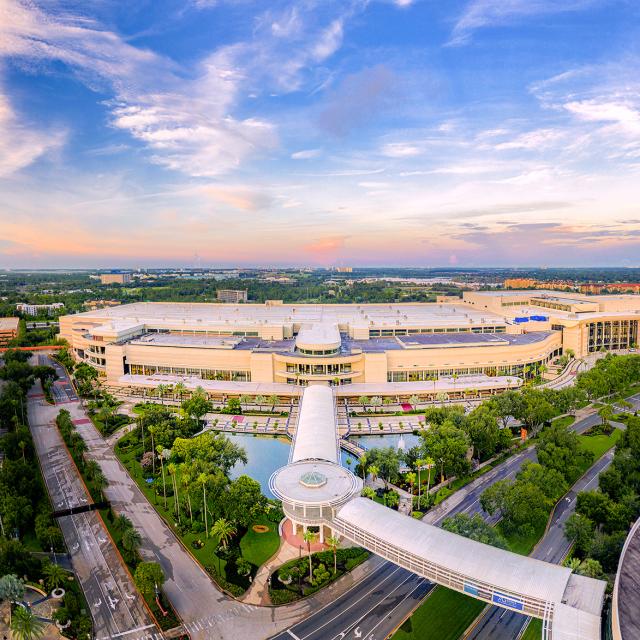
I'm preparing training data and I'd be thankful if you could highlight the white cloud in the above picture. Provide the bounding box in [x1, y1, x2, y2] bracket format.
[0, 0, 360, 177]
[380, 142, 421, 158]
[0, 91, 65, 177]
[494, 128, 565, 151]
[563, 100, 640, 132]
[291, 148, 322, 160]
[449, 0, 601, 46]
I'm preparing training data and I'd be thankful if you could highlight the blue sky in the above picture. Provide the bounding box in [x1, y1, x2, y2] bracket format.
[1, 0, 639, 268]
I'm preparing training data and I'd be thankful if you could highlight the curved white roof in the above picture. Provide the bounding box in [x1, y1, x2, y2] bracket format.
[290, 385, 338, 464]
[295, 323, 341, 350]
[269, 460, 361, 506]
[336, 498, 573, 606]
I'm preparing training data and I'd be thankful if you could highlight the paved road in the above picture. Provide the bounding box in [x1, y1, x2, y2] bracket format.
[27, 382, 158, 640]
[466, 449, 616, 640]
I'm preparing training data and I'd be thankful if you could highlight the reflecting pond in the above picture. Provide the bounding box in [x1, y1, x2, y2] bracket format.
[348, 433, 422, 451]
[227, 432, 421, 499]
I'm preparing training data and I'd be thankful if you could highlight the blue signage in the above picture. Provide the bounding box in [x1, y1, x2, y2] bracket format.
[492, 592, 524, 611]
[463, 583, 479, 597]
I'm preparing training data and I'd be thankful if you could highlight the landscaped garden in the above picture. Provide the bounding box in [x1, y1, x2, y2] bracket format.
[269, 545, 370, 604]
[114, 393, 284, 596]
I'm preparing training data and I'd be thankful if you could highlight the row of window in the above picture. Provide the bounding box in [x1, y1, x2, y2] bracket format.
[587, 320, 638, 353]
[369, 326, 506, 337]
[296, 347, 341, 356]
[386, 350, 562, 382]
[286, 378, 352, 386]
[127, 363, 251, 381]
[146, 328, 260, 337]
[285, 363, 352, 375]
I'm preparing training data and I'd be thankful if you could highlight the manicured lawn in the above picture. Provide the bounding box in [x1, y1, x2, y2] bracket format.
[551, 415, 576, 429]
[522, 618, 542, 640]
[90, 412, 131, 436]
[578, 428, 622, 459]
[240, 516, 280, 566]
[498, 521, 546, 556]
[392, 586, 486, 640]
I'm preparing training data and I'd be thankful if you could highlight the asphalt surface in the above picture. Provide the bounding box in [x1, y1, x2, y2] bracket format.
[26, 381, 157, 640]
[466, 449, 616, 640]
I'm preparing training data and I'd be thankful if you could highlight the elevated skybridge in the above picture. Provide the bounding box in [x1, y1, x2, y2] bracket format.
[269, 385, 606, 640]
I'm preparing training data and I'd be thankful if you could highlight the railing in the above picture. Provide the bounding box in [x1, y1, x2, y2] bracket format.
[331, 515, 553, 621]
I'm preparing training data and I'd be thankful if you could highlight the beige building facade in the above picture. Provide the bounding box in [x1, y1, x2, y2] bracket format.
[0, 317, 20, 346]
[58, 290, 639, 401]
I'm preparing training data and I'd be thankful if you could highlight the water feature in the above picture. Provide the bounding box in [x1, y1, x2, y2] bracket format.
[347, 433, 422, 451]
[227, 431, 421, 498]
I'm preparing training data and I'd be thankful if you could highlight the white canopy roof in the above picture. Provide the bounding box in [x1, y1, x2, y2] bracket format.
[290, 385, 338, 464]
[336, 498, 573, 606]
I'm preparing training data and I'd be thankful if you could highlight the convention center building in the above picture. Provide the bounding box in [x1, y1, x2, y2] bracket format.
[58, 290, 640, 401]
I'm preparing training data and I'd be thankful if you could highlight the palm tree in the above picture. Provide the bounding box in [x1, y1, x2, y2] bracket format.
[18, 440, 27, 462]
[302, 529, 317, 582]
[157, 445, 168, 509]
[114, 513, 132, 532]
[122, 526, 142, 557]
[405, 472, 416, 497]
[326, 535, 340, 574]
[168, 462, 180, 519]
[148, 425, 157, 474]
[424, 456, 435, 494]
[180, 466, 193, 524]
[239, 394, 250, 412]
[268, 394, 279, 413]
[416, 459, 426, 502]
[43, 562, 67, 591]
[197, 472, 210, 537]
[359, 452, 368, 483]
[174, 382, 187, 402]
[93, 469, 108, 501]
[212, 518, 236, 550]
[255, 394, 266, 411]
[368, 464, 379, 482]
[84, 459, 101, 481]
[156, 384, 168, 405]
[10, 605, 45, 640]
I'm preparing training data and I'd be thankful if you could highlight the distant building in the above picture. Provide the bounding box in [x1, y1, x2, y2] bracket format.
[581, 283, 640, 295]
[83, 300, 122, 311]
[335, 267, 353, 273]
[16, 302, 65, 316]
[100, 272, 132, 285]
[217, 289, 248, 303]
[0, 317, 19, 346]
[503, 278, 537, 289]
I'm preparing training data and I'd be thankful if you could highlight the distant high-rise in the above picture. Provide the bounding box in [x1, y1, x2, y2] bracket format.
[100, 272, 132, 285]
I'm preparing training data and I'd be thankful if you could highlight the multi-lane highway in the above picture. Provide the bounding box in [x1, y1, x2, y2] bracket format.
[27, 380, 158, 640]
[466, 448, 616, 640]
